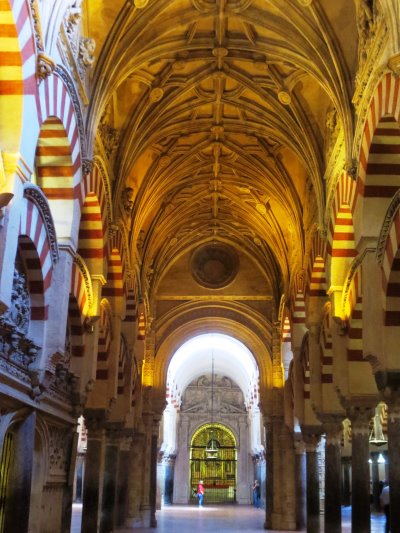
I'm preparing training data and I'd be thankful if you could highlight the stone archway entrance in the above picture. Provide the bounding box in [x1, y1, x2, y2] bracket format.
[190, 423, 237, 504]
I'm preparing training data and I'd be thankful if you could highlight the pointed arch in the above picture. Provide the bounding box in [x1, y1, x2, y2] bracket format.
[328, 173, 358, 289]
[307, 229, 328, 297]
[96, 299, 112, 381]
[34, 73, 82, 239]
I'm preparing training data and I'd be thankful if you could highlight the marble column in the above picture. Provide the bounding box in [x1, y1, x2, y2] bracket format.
[370, 452, 380, 512]
[386, 394, 400, 532]
[342, 457, 351, 506]
[125, 433, 145, 526]
[100, 431, 120, 533]
[149, 430, 158, 527]
[264, 419, 273, 530]
[4, 411, 36, 533]
[349, 406, 374, 533]
[81, 418, 106, 533]
[303, 431, 321, 533]
[116, 436, 132, 526]
[294, 437, 306, 529]
[323, 420, 343, 533]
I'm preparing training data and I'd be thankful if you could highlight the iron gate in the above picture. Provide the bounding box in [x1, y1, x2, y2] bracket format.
[190, 423, 237, 504]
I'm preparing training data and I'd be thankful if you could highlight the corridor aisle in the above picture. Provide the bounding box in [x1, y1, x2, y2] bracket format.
[72, 504, 385, 532]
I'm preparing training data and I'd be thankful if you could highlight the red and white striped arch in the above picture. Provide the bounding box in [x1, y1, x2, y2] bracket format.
[35, 73, 82, 239]
[102, 231, 127, 316]
[357, 73, 400, 201]
[327, 173, 358, 287]
[0, 0, 36, 96]
[300, 333, 310, 401]
[96, 299, 112, 380]
[68, 256, 92, 360]
[320, 309, 333, 384]
[117, 335, 129, 396]
[291, 272, 306, 325]
[346, 269, 363, 362]
[0, 0, 36, 156]
[18, 196, 55, 320]
[307, 230, 327, 298]
[382, 207, 400, 326]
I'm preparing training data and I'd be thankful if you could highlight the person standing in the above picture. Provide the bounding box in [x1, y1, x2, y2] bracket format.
[252, 480, 261, 508]
[197, 480, 205, 507]
[380, 482, 390, 533]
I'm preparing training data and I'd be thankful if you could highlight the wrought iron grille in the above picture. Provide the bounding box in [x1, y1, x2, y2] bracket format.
[190, 423, 237, 504]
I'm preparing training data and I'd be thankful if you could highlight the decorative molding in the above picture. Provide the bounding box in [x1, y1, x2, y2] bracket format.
[28, 0, 44, 53]
[341, 247, 375, 313]
[73, 253, 93, 311]
[82, 158, 93, 176]
[54, 65, 87, 159]
[387, 52, 400, 77]
[376, 189, 400, 264]
[23, 185, 59, 264]
[93, 156, 113, 226]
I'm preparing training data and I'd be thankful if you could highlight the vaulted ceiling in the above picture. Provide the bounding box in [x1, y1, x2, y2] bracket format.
[86, 0, 359, 305]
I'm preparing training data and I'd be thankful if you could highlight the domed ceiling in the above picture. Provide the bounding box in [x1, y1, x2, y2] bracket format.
[87, 0, 359, 314]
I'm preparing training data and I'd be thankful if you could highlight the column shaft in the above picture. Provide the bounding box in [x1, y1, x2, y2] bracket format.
[295, 440, 306, 529]
[306, 449, 320, 533]
[81, 429, 105, 533]
[116, 448, 130, 526]
[351, 430, 371, 533]
[150, 433, 158, 527]
[264, 421, 273, 530]
[325, 439, 342, 532]
[100, 441, 119, 533]
[388, 410, 400, 532]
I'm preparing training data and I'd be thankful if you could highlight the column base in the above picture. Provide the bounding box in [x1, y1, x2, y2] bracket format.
[125, 508, 151, 528]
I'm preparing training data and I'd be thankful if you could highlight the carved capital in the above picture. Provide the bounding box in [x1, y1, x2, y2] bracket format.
[301, 426, 322, 451]
[82, 158, 93, 176]
[388, 53, 400, 77]
[347, 404, 374, 437]
[37, 53, 56, 81]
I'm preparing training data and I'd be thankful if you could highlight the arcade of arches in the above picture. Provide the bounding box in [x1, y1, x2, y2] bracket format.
[1, 0, 400, 532]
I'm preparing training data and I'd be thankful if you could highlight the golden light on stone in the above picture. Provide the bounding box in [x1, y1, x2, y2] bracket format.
[172, 60, 186, 71]
[278, 91, 291, 105]
[134, 0, 149, 8]
[256, 203, 267, 215]
[297, 0, 312, 5]
[149, 87, 164, 102]
[159, 155, 171, 167]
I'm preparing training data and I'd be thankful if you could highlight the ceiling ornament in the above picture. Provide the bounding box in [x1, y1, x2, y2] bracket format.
[277, 91, 291, 105]
[191, 243, 239, 289]
[149, 87, 164, 103]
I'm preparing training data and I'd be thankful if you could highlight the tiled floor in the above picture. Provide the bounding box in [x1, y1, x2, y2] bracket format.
[71, 503, 386, 532]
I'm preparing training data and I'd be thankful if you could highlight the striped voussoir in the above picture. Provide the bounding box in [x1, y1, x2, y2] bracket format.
[0, 0, 36, 96]
[382, 208, 400, 326]
[78, 163, 109, 271]
[281, 316, 291, 344]
[117, 336, 129, 395]
[68, 260, 92, 358]
[307, 231, 327, 297]
[96, 301, 112, 380]
[320, 311, 333, 384]
[327, 173, 357, 259]
[124, 288, 137, 323]
[19, 196, 53, 320]
[358, 73, 400, 200]
[291, 272, 306, 325]
[103, 231, 126, 295]
[137, 310, 146, 340]
[347, 271, 363, 362]
[300, 337, 310, 400]
[35, 74, 81, 201]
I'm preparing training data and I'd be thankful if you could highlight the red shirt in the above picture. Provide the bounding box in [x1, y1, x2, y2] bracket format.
[197, 483, 204, 495]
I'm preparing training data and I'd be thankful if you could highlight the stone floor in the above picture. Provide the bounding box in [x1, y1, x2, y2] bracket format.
[71, 503, 386, 532]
